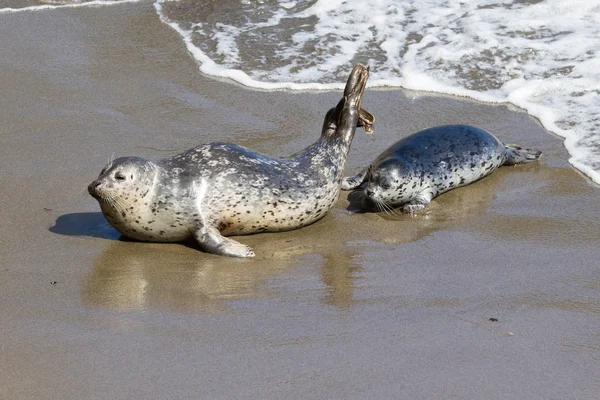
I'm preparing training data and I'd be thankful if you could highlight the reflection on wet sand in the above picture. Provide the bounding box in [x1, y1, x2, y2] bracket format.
[83, 242, 285, 314]
[456, 163, 600, 246]
[82, 159, 513, 314]
[318, 251, 363, 309]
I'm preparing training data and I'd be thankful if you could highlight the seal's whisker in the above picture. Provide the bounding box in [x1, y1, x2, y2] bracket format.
[381, 201, 397, 216]
[108, 195, 128, 216]
[115, 198, 130, 215]
[374, 198, 392, 216]
[377, 198, 397, 217]
[373, 199, 383, 214]
[376, 201, 385, 215]
[383, 204, 395, 217]
[375, 199, 386, 215]
[106, 196, 117, 210]
[377, 202, 388, 215]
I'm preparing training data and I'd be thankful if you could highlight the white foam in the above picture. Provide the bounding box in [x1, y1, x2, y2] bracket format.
[4, 0, 598, 184]
[153, 1, 341, 91]
[0, 0, 141, 13]
[155, 0, 600, 184]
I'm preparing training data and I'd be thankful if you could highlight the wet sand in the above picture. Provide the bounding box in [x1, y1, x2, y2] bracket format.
[1, 2, 599, 399]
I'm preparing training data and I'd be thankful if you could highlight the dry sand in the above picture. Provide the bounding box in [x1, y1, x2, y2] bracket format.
[1, 2, 599, 399]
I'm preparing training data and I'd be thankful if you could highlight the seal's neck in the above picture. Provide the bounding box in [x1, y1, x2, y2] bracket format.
[289, 62, 366, 180]
[300, 134, 353, 163]
[292, 103, 359, 178]
[318, 100, 360, 158]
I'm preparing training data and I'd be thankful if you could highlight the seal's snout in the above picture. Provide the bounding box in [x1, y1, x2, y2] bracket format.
[342, 64, 374, 134]
[344, 63, 369, 99]
[88, 180, 102, 199]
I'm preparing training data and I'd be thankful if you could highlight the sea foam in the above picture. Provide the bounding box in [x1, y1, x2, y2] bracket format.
[3, 0, 598, 183]
[0, 0, 141, 13]
[155, 0, 600, 184]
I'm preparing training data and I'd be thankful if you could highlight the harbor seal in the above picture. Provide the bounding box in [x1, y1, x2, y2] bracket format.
[88, 64, 371, 258]
[342, 124, 542, 214]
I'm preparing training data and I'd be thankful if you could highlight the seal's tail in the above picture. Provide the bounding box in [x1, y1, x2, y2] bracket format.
[503, 144, 542, 165]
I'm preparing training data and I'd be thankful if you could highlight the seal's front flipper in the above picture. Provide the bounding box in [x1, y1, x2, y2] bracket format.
[401, 189, 435, 215]
[341, 168, 368, 190]
[193, 226, 255, 258]
[503, 144, 542, 165]
[358, 109, 375, 134]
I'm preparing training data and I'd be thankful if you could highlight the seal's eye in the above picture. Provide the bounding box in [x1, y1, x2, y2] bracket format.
[380, 182, 392, 190]
[115, 172, 126, 182]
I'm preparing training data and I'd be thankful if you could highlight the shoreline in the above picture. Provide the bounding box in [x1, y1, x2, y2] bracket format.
[155, 0, 600, 187]
[2, 1, 599, 187]
[1, 2, 599, 399]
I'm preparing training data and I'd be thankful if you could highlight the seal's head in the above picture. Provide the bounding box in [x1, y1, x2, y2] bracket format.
[365, 158, 413, 209]
[321, 64, 372, 143]
[88, 156, 157, 204]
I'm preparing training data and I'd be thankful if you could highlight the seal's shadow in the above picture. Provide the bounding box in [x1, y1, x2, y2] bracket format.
[50, 212, 215, 250]
[50, 212, 120, 240]
[346, 187, 394, 217]
[346, 188, 369, 213]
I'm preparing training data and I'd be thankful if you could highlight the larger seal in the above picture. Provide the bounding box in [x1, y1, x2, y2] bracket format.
[342, 124, 542, 214]
[88, 64, 372, 258]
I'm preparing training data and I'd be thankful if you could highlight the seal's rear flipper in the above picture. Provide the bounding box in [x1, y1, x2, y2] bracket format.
[341, 167, 368, 190]
[194, 226, 255, 258]
[503, 144, 542, 165]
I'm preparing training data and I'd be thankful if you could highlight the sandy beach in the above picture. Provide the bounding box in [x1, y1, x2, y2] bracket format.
[1, 1, 599, 399]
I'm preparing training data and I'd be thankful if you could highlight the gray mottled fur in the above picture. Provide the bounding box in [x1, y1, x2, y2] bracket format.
[89, 64, 369, 257]
[342, 124, 542, 214]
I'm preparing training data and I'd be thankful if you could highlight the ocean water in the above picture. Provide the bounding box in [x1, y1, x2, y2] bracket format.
[3, 0, 599, 184]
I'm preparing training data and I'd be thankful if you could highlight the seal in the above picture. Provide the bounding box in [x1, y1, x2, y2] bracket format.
[342, 124, 542, 214]
[88, 64, 372, 258]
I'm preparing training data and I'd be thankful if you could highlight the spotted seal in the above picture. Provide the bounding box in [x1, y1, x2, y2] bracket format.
[342, 124, 542, 214]
[88, 64, 371, 258]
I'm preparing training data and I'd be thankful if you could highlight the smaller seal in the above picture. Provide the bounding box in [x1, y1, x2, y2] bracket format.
[342, 124, 542, 214]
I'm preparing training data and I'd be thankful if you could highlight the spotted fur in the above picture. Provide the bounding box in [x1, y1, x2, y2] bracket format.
[89, 64, 370, 257]
[342, 124, 542, 214]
